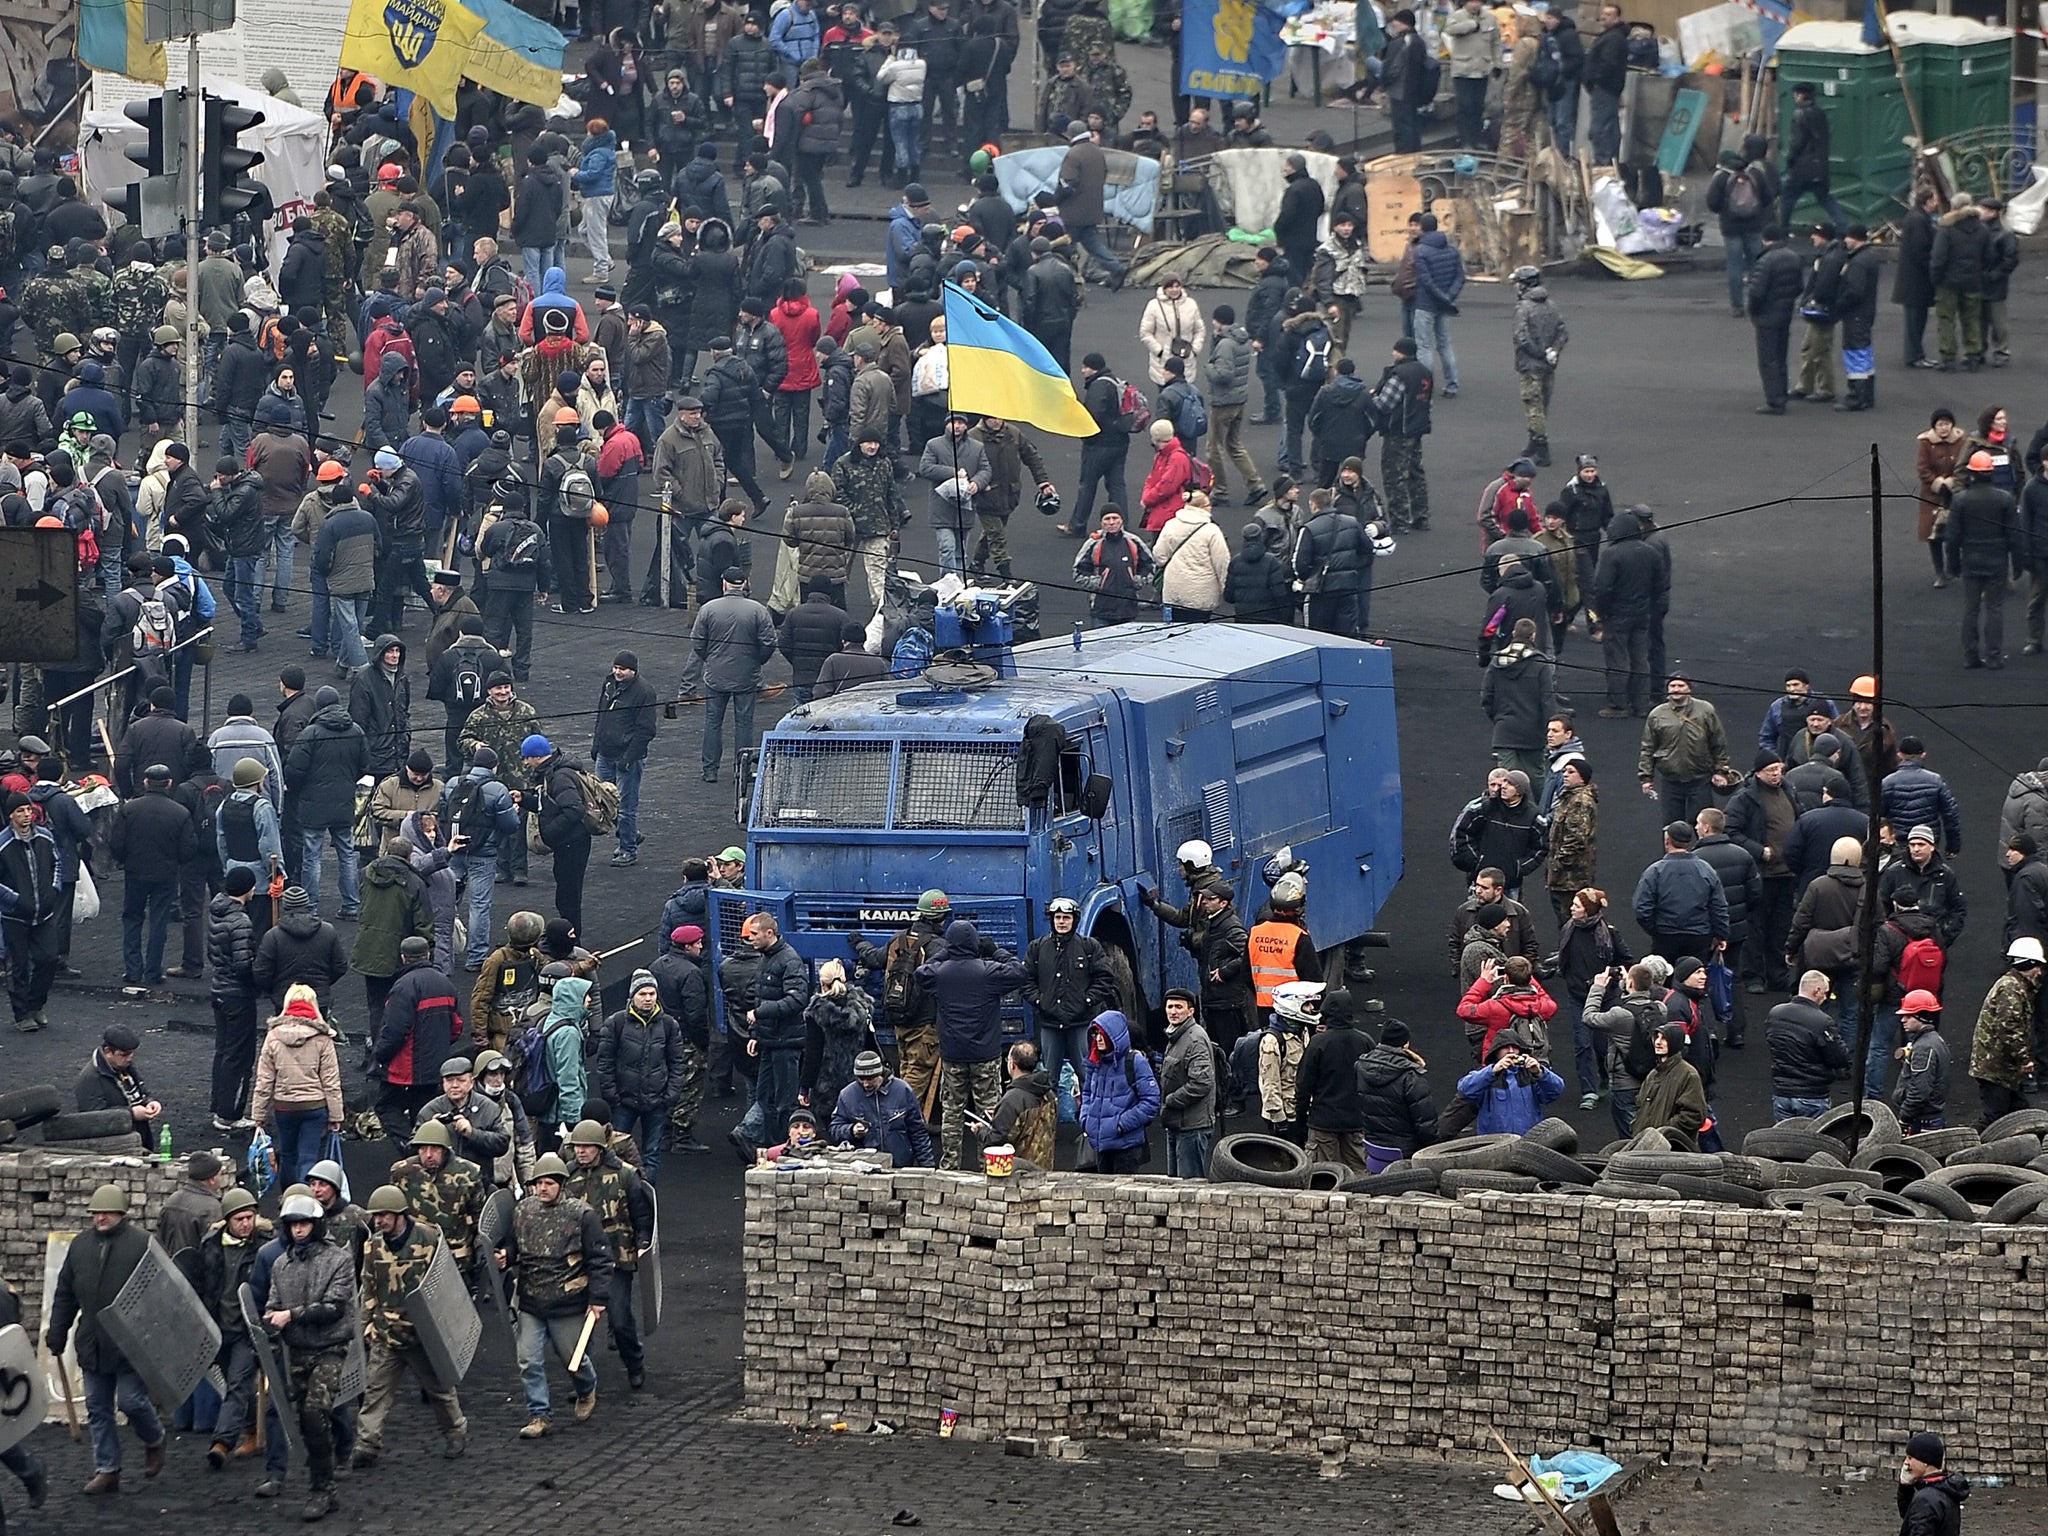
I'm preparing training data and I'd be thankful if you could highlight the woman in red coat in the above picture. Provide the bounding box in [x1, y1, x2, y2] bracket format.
[770, 280, 823, 469]
[1140, 418, 1195, 532]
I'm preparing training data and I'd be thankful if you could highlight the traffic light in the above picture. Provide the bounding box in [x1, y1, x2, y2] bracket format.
[107, 95, 182, 235]
[202, 94, 271, 229]
[124, 96, 167, 176]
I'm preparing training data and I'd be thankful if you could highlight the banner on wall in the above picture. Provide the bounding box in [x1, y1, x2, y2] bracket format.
[1179, 0, 1310, 99]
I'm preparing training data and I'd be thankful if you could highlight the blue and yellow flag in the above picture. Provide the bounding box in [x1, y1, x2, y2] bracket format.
[78, 0, 167, 85]
[462, 0, 571, 110]
[341, 0, 487, 117]
[942, 282, 1097, 439]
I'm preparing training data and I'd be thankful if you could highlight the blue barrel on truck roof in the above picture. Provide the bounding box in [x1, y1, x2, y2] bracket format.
[706, 621, 1402, 1041]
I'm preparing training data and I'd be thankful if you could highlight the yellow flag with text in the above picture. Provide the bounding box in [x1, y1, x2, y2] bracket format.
[340, 0, 487, 117]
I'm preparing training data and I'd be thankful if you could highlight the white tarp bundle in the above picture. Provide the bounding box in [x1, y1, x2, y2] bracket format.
[79, 77, 328, 274]
[1206, 148, 1339, 239]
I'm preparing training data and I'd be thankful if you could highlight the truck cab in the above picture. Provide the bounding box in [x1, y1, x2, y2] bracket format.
[709, 622, 1402, 1039]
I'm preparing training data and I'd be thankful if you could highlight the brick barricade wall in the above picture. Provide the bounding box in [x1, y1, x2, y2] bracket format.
[0, 1150, 184, 1333]
[742, 1167, 2048, 1475]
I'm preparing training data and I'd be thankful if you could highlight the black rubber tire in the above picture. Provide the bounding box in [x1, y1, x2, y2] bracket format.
[1338, 1165, 1441, 1196]
[0, 1084, 62, 1128]
[1966, 1134, 2042, 1168]
[1771, 1162, 1881, 1190]
[1715, 1154, 1775, 1190]
[1805, 1179, 1897, 1201]
[1302, 1161, 1350, 1191]
[1811, 1100, 1902, 1149]
[1437, 1168, 1541, 1197]
[38, 1135, 156, 1156]
[1657, 1172, 1772, 1208]
[1504, 1140, 1597, 1185]
[1605, 1149, 1726, 1182]
[1741, 1127, 1835, 1163]
[1898, 1178, 1976, 1221]
[1928, 1162, 2048, 1208]
[2027, 1154, 2048, 1177]
[1595, 1139, 1633, 1156]
[1523, 1117, 1579, 1154]
[1628, 1127, 1685, 1152]
[1902, 1126, 1979, 1161]
[37, 1108, 144, 1142]
[1773, 1116, 1819, 1131]
[1208, 1132, 1311, 1189]
[1849, 1143, 1940, 1191]
[1767, 1189, 1850, 1212]
[1985, 1183, 2048, 1225]
[1411, 1134, 1520, 1172]
[1980, 1108, 2048, 1143]
[1807, 1150, 1846, 1168]
[1849, 1189, 1939, 1219]
[0, 1119, 15, 1145]
[1589, 1179, 1692, 1201]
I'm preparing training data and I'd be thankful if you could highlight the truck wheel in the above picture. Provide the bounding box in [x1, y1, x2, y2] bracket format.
[1208, 1132, 1310, 1188]
[1811, 1099, 1902, 1150]
[1302, 1161, 1350, 1190]
[0, 1085, 62, 1128]
[1097, 942, 1144, 1034]
[37, 1109, 144, 1142]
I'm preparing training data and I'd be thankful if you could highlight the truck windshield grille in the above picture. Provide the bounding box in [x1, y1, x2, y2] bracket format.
[897, 745, 1024, 830]
[757, 739, 893, 827]
[754, 739, 1024, 830]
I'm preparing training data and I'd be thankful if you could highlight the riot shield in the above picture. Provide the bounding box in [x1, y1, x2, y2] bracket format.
[337, 1325, 367, 1404]
[236, 1283, 294, 1454]
[97, 1237, 221, 1411]
[475, 1188, 517, 1325]
[402, 1241, 482, 1392]
[0, 1324, 49, 1457]
[633, 1193, 661, 1336]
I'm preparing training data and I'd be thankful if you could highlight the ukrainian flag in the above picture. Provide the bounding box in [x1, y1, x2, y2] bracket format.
[461, 0, 571, 110]
[942, 282, 1099, 439]
[341, 0, 488, 117]
[78, 0, 167, 85]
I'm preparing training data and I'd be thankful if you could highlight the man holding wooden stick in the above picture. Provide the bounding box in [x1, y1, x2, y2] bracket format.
[495, 1152, 612, 1439]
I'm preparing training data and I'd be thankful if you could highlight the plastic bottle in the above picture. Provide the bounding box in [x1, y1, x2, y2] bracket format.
[157, 1123, 172, 1163]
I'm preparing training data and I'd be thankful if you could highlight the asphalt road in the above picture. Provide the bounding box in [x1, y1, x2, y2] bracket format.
[6, 63, 2048, 1518]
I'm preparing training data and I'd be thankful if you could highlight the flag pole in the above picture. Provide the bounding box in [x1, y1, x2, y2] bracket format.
[1873, 0, 1928, 149]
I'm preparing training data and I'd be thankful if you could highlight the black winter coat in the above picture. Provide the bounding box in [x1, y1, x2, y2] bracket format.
[1693, 833, 1763, 942]
[207, 891, 257, 994]
[1225, 544, 1294, 623]
[1295, 1023, 1374, 1132]
[110, 788, 199, 886]
[287, 704, 371, 827]
[1290, 506, 1368, 595]
[1354, 1043, 1438, 1154]
[1589, 511, 1665, 621]
[591, 673, 658, 765]
[253, 908, 352, 1007]
[214, 473, 266, 559]
[1892, 207, 1937, 307]
[1930, 209, 1990, 293]
[599, 1005, 689, 1110]
[1944, 482, 2019, 579]
[1021, 928, 1115, 1027]
[1764, 997, 1848, 1095]
[1834, 242, 1881, 350]
[46, 1219, 151, 1373]
[1745, 242, 1805, 323]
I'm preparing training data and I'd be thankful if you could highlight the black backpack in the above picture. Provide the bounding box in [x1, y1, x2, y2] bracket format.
[1621, 997, 1663, 1081]
[451, 646, 487, 709]
[445, 775, 490, 839]
[496, 517, 542, 570]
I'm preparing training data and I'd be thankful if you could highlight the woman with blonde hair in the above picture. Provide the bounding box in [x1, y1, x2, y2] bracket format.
[252, 983, 344, 1187]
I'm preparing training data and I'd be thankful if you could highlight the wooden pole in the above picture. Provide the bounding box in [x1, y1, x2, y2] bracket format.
[1874, 0, 1929, 148]
[565, 1307, 600, 1374]
[56, 1356, 81, 1441]
[1847, 441, 1886, 1156]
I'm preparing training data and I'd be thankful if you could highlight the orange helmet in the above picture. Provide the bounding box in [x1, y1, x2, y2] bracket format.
[451, 394, 480, 414]
[553, 406, 582, 427]
[316, 459, 348, 483]
[1967, 450, 1996, 473]
[1850, 674, 1879, 700]
[590, 503, 610, 529]
[952, 224, 976, 246]
[34, 515, 64, 528]
[1900, 989, 1942, 1015]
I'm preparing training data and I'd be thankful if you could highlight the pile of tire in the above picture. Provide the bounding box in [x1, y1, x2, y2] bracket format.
[1208, 1107, 2048, 1225]
[0, 1085, 147, 1156]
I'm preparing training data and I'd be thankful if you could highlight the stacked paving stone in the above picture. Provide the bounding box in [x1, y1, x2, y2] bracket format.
[742, 1168, 2048, 1477]
[0, 1149, 182, 1333]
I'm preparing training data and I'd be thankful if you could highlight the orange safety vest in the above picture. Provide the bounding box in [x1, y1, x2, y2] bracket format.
[1247, 920, 1304, 1008]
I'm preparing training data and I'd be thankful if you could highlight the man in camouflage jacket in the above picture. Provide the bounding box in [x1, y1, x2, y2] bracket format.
[387, 1120, 486, 1274]
[351, 1185, 468, 1465]
[497, 1154, 613, 1436]
[561, 1119, 655, 1389]
[1970, 939, 2045, 1126]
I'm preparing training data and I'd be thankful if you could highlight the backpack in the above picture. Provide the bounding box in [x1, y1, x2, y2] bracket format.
[1113, 377, 1152, 435]
[256, 315, 289, 363]
[450, 648, 487, 709]
[553, 457, 597, 520]
[1174, 388, 1209, 440]
[131, 592, 177, 683]
[1417, 49, 1443, 100]
[510, 272, 535, 321]
[1185, 456, 1214, 492]
[445, 775, 490, 840]
[496, 516, 543, 570]
[1295, 328, 1332, 387]
[1532, 38, 1560, 91]
[1620, 997, 1663, 1081]
[220, 792, 263, 864]
[1725, 166, 1760, 220]
[564, 764, 620, 835]
[880, 929, 930, 1024]
[1888, 923, 1947, 994]
[509, 1010, 577, 1120]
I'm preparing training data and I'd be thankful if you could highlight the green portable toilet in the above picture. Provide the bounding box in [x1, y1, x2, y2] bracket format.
[1889, 12, 2012, 144]
[1775, 21, 1915, 227]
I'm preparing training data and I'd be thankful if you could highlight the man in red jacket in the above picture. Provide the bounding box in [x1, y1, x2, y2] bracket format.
[769, 281, 822, 474]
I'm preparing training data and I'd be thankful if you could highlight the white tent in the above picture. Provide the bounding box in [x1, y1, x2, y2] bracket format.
[78, 77, 328, 274]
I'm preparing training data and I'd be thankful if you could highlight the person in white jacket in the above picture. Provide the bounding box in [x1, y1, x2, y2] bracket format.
[1151, 491, 1231, 619]
[1139, 274, 1206, 386]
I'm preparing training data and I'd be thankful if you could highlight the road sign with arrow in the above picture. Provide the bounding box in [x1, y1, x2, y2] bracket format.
[0, 529, 79, 664]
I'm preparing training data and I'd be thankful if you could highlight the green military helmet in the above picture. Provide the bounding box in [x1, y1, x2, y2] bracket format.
[917, 888, 950, 917]
[51, 332, 81, 356]
[365, 1185, 410, 1215]
[507, 911, 546, 945]
[88, 1183, 130, 1214]
[232, 756, 267, 789]
[531, 1153, 569, 1181]
[565, 1120, 608, 1148]
[411, 1119, 455, 1151]
[152, 324, 179, 346]
[305, 1159, 346, 1192]
[220, 1187, 259, 1217]
[278, 1183, 313, 1203]
[473, 1048, 508, 1076]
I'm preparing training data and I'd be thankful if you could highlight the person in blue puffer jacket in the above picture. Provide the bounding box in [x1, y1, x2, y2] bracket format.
[573, 122, 620, 284]
[1079, 1009, 1160, 1173]
[1453, 1030, 1565, 1135]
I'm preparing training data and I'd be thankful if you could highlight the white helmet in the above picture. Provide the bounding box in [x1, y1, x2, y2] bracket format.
[1176, 839, 1214, 869]
[1271, 872, 1307, 908]
[1272, 979, 1325, 1026]
[2011, 937, 2047, 965]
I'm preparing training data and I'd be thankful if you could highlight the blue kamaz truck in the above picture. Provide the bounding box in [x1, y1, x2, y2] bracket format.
[708, 619, 1401, 1034]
